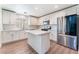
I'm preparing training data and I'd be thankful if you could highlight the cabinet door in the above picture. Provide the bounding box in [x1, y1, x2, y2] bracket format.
[13, 31, 20, 41]
[10, 12, 16, 24]
[23, 32, 27, 39]
[67, 36, 77, 50]
[38, 18, 43, 25]
[2, 10, 10, 24]
[19, 31, 27, 40]
[2, 32, 13, 43]
[30, 17, 38, 25]
[50, 14, 57, 24]
[49, 33, 53, 40]
[24, 17, 28, 29]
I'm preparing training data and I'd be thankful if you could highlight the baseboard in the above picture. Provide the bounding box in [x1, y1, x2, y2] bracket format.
[50, 39, 57, 43]
[2, 38, 28, 45]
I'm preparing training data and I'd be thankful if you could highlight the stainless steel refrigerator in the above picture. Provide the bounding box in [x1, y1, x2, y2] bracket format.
[57, 14, 78, 50]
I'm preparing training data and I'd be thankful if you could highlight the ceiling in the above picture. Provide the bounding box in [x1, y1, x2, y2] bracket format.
[2, 4, 75, 17]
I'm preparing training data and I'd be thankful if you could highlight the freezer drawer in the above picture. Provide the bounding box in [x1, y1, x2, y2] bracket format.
[57, 35, 67, 46]
[67, 36, 77, 50]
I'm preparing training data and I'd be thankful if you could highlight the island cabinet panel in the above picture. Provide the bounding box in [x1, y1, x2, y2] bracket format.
[41, 34, 50, 53]
[27, 30, 50, 54]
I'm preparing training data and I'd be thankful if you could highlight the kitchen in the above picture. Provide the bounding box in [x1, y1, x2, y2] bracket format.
[0, 4, 79, 54]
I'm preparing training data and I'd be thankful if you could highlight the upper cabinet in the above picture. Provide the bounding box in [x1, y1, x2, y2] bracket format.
[2, 10, 17, 24]
[65, 6, 77, 15]
[38, 17, 44, 25]
[30, 17, 38, 25]
[2, 10, 10, 24]
[10, 12, 17, 24]
[50, 14, 57, 24]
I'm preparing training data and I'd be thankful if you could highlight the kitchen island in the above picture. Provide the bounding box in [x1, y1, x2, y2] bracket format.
[26, 30, 50, 54]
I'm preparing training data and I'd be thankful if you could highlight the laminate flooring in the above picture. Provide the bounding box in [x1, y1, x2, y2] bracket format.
[0, 39, 78, 54]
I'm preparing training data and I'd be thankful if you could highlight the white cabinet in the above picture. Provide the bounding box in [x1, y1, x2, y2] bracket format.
[24, 17, 28, 29]
[2, 10, 17, 25]
[30, 17, 38, 25]
[19, 31, 27, 39]
[2, 31, 13, 43]
[49, 25, 57, 41]
[50, 14, 57, 24]
[49, 32, 53, 40]
[65, 6, 77, 15]
[2, 31, 27, 43]
[13, 31, 20, 41]
[19, 31, 25, 39]
[10, 12, 17, 24]
[49, 30, 57, 41]
[2, 10, 10, 24]
[38, 18, 44, 25]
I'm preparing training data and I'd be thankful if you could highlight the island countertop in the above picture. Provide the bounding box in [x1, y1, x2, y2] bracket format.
[25, 30, 50, 35]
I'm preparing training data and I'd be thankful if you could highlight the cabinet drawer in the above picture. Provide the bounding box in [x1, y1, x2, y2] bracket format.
[66, 36, 77, 50]
[57, 35, 67, 46]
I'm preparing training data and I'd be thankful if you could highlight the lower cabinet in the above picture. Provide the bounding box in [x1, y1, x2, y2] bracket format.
[19, 31, 27, 39]
[13, 31, 20, 41]
[2, 31, 27, 44]
[2, 31, 14, 43]
[49, 30, 57, 41]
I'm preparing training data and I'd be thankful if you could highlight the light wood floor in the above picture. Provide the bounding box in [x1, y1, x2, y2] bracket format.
[0, 39, 78, 54]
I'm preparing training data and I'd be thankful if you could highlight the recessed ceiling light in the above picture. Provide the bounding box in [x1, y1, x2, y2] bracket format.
[54, 5, 58, 8]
